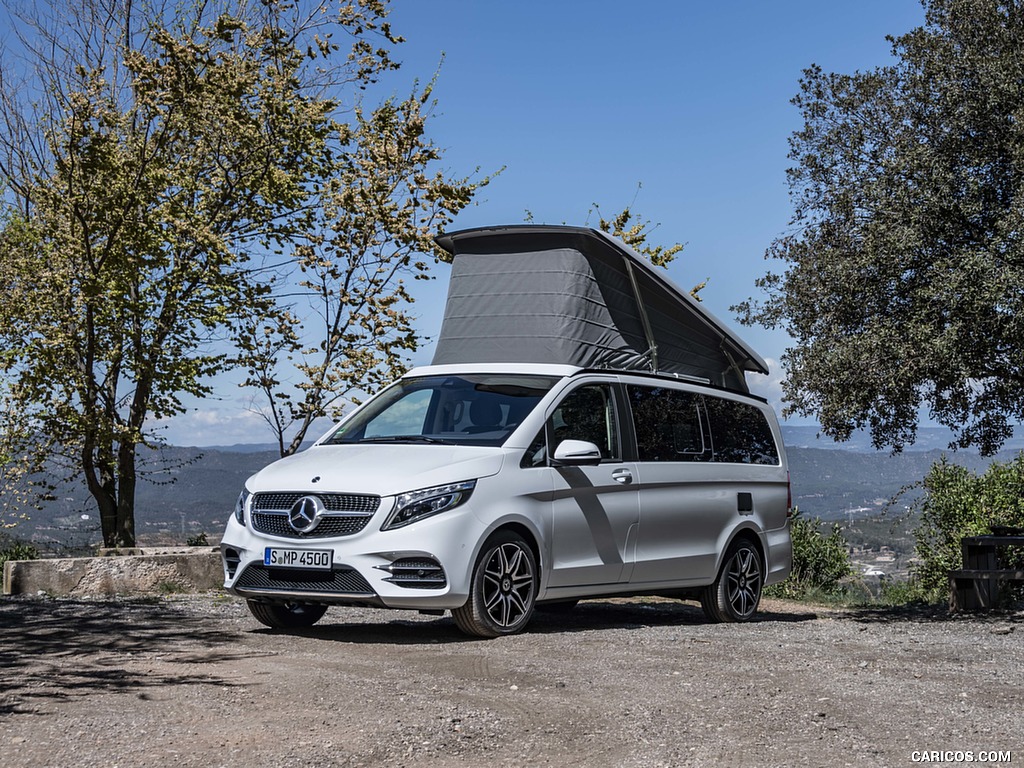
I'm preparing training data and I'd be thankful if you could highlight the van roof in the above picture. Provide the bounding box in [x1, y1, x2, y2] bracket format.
[403, 363, 770, 405]
[432, 225, 768, 393]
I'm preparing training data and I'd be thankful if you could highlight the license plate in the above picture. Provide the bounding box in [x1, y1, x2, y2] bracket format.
[263, 547, 333, 570]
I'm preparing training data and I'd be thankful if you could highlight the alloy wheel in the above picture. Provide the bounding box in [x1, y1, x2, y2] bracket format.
[725, 546, 763, 619]
[481, 542, 535, 629]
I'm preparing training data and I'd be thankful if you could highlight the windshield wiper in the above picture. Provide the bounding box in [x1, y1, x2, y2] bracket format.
[358, 435, 454, 445]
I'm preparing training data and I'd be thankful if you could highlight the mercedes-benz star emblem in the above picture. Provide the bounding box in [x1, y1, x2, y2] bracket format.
[288, 495, 325, 534]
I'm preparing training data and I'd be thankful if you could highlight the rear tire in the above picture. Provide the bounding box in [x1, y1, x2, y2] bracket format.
[452, 531, 537, 638]
[246, 600, 328, 629]
[700, 539, 764, 623]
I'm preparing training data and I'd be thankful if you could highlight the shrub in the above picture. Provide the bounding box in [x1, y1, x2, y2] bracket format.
[766, 509, 852, 600]
[876, 578, 922, 607]
[0, 537, 39, 571]
[909, 454, 1024, 602]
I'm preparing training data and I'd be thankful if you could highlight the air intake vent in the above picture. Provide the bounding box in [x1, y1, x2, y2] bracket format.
[379, 558, 447, 590]
[223, 548, 241, 579]
[234, 564, 374, 595]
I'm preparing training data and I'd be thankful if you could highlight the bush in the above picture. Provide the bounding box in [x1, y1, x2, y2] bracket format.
[765, 509, 852, 600]
[909, 454, 1024, 603]
[876, 578, 923, 607]
[0, 536, 39, 572]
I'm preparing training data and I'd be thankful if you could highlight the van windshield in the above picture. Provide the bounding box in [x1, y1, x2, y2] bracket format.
[324, 374, 560, 447]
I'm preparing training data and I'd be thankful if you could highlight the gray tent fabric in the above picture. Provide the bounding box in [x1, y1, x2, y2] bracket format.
[432, 226, 767, 393]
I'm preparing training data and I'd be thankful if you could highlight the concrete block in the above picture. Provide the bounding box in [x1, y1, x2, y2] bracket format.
[3, 550, 223, 597]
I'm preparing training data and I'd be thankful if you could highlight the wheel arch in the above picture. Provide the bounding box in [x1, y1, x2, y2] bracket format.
[487, 521, 543, 584]
[719, 524, 767, 578]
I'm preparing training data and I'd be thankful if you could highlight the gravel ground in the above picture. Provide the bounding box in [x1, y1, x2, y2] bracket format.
[0, 593, 1021, 767]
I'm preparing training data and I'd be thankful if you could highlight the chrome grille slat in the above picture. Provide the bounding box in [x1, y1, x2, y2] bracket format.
[252, 512, 372, 539]
[250, 491, 381, 539]
[253, 492, 379, 514]
[381, 557, 447, 590]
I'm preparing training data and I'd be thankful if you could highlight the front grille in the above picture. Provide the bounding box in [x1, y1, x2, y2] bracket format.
[250, 491, 381, 539]
[234, 564, 374, 595]
[252, 512, 372, 539]
[253, 492, 379, 514]
[380, 557, 447, 590]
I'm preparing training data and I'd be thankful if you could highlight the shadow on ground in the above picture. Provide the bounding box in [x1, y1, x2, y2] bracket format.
[0, 597, 244, 717]
[251, 597, 820, 646]
[842, 601, 1023, 625]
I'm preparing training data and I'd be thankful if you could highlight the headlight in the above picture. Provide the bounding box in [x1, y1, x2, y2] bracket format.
[234, 490, 250, 526]
[382, 480, 476, 531]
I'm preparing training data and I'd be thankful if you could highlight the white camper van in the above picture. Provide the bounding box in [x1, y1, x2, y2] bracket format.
[220, 226, 791, 637]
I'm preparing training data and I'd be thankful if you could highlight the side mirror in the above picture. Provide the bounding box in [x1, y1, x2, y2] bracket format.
[552, 439, 603, 466]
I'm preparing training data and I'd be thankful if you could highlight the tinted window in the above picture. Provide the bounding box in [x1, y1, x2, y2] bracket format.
[521, 427, 547, 469]
[550, 384, 620, 460]
[704, 395, 779, 465]
[627, 385, 708, 462]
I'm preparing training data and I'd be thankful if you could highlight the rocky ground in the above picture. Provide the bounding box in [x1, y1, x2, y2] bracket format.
[0, 594, 1020, 767]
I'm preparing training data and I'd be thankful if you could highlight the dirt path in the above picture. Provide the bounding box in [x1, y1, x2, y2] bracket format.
[1, 594, 1020, 767]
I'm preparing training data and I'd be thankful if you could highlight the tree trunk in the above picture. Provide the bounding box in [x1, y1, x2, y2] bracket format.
[115, 439, 137, 548]
[82, 438, 122, 548]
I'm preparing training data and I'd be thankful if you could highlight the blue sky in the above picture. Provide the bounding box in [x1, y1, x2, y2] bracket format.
[161, 0, 928, 446]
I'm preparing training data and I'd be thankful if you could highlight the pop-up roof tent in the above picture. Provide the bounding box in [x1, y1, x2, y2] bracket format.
[431, 225, 768, 394]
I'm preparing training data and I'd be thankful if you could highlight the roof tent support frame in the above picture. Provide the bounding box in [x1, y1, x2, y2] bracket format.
[622, 256, 658, 374]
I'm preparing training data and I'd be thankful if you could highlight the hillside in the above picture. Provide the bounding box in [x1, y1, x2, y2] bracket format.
[10, 428, 1021, 550]
[787, 446, 1012, 520]
[17, 446, 280, 550]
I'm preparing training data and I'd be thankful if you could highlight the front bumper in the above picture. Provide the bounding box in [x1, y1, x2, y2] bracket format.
[220, 502, 487, 611]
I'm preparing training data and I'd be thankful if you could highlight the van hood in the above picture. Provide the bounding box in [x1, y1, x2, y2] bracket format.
[245, 443, 506, 497]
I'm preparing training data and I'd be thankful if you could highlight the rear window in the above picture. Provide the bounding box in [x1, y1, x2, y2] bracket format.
[626, 385, 779, 465]
[704, 395, 779, 465]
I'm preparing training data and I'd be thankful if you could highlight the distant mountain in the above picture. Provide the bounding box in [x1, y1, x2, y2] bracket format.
[20, 445, 280, 549]
[196, 443, 285, 453]
[781, 424, 1024, 453]
[14, 431, 1024, 548]
[787, 446, 1016, 520]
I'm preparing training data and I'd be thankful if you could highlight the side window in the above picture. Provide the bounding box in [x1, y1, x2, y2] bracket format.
[704, 395, 779, 465]
[520, 427, 547, 469]
[550, 384, 620, 460]
[628, 385, 708, 462]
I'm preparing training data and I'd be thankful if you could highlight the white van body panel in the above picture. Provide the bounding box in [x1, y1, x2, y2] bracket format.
[220, 363, 792, 625]
[246, 443, 505, 498]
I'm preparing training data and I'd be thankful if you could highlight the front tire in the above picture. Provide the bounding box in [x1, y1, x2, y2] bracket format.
[700, 539, 764, 623]
[452, 531, 537, 638]
[246, 600, 328, 629]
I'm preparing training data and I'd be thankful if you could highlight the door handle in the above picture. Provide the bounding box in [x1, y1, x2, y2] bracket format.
[612, 468, 633, 485]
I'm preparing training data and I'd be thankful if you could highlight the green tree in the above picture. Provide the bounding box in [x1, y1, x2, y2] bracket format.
[0, 386, 33, 530]
[590, 203, 709, 301]
[238, 76, 490, 457]
[528, 198, 703, 295]
[0, 0, 483, 545]
[735, 0, 1024, 455]
[591, 204, 684, 268]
